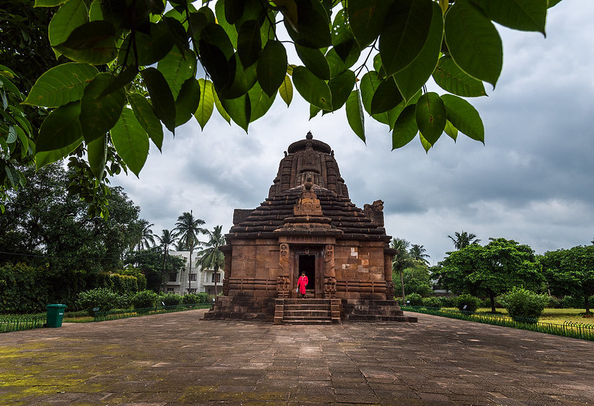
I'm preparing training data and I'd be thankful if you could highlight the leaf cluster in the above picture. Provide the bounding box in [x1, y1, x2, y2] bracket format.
[17, 0, 556, 211]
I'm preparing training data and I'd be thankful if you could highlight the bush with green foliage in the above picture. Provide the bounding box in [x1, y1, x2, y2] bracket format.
[560, 295, 583, 309]
[182, 293, 210, 304]
[438, 296, 457, 308]
[499, 288, 549, 324]
[547, 296, 561, 308]
[161, 294, 182, 306]
[131, 290, 158, 310]
[456, 294, 480, 313]
[77, 288, 121, 315]
[422, 296, 442, 309]
[405, 293, 423, 306]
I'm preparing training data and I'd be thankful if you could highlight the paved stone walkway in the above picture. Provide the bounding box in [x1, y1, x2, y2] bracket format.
[1, 309, 593, 405]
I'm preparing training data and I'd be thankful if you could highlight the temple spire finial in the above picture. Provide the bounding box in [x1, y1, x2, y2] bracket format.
[306, 131, 313, 140]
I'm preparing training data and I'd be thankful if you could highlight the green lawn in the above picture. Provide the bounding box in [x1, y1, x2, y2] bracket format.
[471, 308, 593, 325]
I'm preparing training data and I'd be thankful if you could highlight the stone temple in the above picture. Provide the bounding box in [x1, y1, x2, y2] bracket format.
[205, 132, 416, 323]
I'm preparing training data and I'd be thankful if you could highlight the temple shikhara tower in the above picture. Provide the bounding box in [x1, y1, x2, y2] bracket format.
[205, 132, 416, 323]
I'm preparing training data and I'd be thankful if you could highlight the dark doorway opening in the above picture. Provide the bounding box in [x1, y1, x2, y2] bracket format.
[299, 255, 316, 296]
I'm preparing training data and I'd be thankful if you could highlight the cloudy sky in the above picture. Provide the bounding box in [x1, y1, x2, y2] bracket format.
[114, 1, 594, 265]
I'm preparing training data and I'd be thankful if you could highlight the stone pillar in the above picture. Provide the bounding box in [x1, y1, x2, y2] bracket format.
[277, 243, 290, 298]
[384, 253, 395, 300]
[323, 244, 337, 298]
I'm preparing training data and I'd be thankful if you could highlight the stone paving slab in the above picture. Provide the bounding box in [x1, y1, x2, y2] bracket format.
[1, 309, 593, 405]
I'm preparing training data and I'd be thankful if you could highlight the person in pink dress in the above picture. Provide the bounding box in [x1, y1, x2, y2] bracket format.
[297, 272, 308, 298]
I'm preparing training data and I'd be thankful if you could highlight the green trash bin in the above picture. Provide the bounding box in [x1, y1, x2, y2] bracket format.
[46, 304, 67, 328]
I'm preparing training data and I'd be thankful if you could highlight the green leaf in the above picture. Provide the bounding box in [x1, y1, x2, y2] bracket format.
[292, 66, 332, 111]
[87, 134, 107, 178]
[379, 0, 433, 76]
[214, 0, 239, 48]
[441, 94, 484, 143]
[48, 0, 87, 48]
[119, 21, 174, 66]
[346, 89, 365, 142]
[392, 104, 418, 149]
[225, 0, 245, 24]
[237, 19, 262, 68]
[348, 0, 393, 48]
[157, 48, 197, 100]
[220, 95, 251, 132]
[360, 71, 388, 125]
[257, 40, 288, 98]
[419, 131, 432, 152]
[35, 0, 68, 6]
[129, 93, 163, 151]
[295, 45, 330, 80]
[371, 77, 403, 115]
[310, 104, 321, 119]
[23, 63, 98, 108]
[36, 101, 83, 152]
[415, 92, 446, 146]
[175, 77, 201, 127]
[36, 136, 83, 169]
[332, 9, 357, 62]
[432, 55, 487, 97]
[445, 0, 503, 87]
[110, 108, 149, 177]
[80, 73, 126, 143]
[195, 79, 215, 130]
[99, 65, 138, 98]
[248, 82, 276, 123]
[328, 70, 356, 111]
[279, 74, 293, 107]
[393, 2, 443, 101]
[57, 20, 115, 49]
[472, 0, 547, 35]
[220, 54, 258, 99]
[444, 120, 458, 141]
[284, 0, 331, 49]
[214, 91, 231, 124]
[141, 67, 176, 133]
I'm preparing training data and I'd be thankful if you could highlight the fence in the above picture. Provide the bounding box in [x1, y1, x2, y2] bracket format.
[0, 316, 46, 333]
[402, 306, 594, 341]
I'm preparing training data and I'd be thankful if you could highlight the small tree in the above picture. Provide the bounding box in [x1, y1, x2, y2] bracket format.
[499, 288, 548, 324]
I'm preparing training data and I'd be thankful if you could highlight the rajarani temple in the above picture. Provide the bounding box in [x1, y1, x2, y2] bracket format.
[205, 132, 416, 324]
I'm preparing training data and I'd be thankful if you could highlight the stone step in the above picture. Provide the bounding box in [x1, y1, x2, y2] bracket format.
[282, 319, 333, 325]
[284, 304, 331, 311]
[284, 310, 331, 317]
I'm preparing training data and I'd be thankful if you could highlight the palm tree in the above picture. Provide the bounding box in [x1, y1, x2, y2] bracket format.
[196, 225, 226, 297]
[155, 229, 176, 292]
[448, 231, 481, 250]
[135, 219, 156, 251]
[409, 244, 430, 266]
[391, 238, 412, 301]
[172, 211, 206, 294]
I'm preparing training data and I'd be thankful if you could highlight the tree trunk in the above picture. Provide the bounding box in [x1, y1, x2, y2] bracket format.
[586, 295, 591, 314]
[161, 248, 167, 293]
[399, 268, 405, 303]
[490, 291, 496, 313]
[188, 249, 193, 294]
[214, 265, 218, 297]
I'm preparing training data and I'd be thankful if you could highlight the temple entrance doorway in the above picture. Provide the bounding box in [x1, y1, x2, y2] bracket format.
[299, 254, 316, 297]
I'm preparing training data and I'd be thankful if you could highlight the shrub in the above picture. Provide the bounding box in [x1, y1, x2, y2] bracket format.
[181, 293, 207, 304]
[161, 294, 182, 306]
[77, 288, 121, 315]
[456, 294, 480, 313]
[560, 295, 583, 309]
[131, 290, 158, 310]
[405, 293, 423, 306]
[422, 296, 442, 309]
[439, 296, 457, 308]
[547, 296, 561, 308]
[499, 287, 549, 324]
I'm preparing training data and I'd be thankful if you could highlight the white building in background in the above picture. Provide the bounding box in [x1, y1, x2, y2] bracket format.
[163, 250, 224, 296]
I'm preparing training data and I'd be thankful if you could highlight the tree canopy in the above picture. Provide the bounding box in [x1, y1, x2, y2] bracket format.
[437, 237, 543, 312]
[0, 0, 561, 215]
[540, 245, 594, 313]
